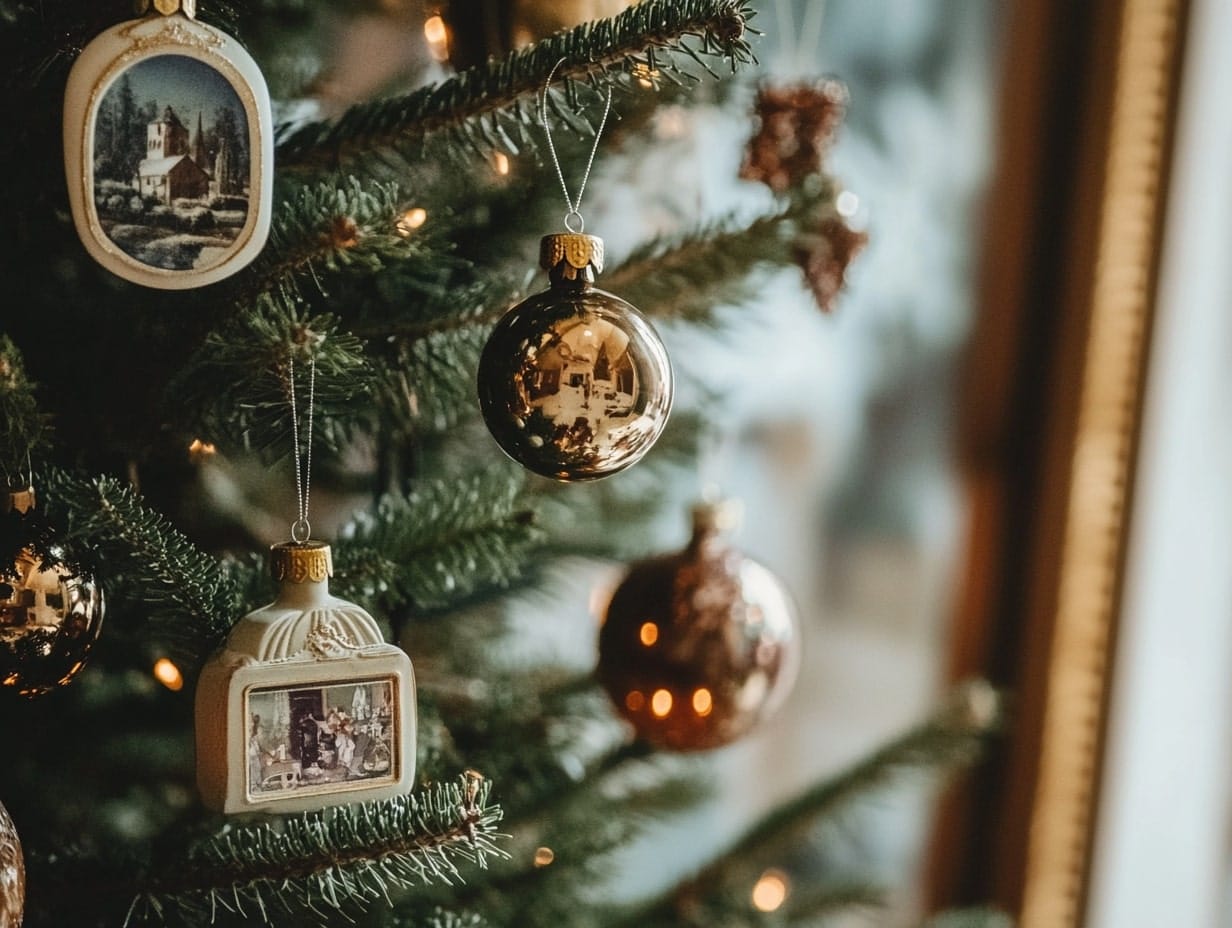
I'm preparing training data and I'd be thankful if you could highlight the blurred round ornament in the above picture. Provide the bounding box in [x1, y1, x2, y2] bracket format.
[0, 799, 23, 928]
[598, 499, 800, 751]
[0, 487, 104, 698]
[478, 233, 673, 481]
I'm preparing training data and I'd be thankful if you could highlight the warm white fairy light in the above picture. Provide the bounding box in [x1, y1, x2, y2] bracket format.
[639, 621, 659, 646]
[493, 152, 511, 176]
[423, 14, 449, 61]
[651, 688, 673, 718]
[153, 658, 184, 692]
[751, 868, 790, 912]
[533, 846, 555, 867]
[397, 207, 428, 236]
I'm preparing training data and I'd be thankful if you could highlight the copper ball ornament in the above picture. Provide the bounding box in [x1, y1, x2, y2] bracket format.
[598, 500, 801, 751]
[0, 488, 104, 698]
[478, 234, 673, 481]
[0, 799, 23, 928]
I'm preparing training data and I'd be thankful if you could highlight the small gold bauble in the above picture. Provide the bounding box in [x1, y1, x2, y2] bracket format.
[0, 547, 105, 697]
[0, 798, 23, 928]
[598, 501, 800, 751]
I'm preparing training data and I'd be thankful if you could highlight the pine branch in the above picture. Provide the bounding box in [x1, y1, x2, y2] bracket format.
[276, 0, 757, 170]
[602, 188, 836, 322]
[169, 294, 372, 456]
[616, 681, 1005, 928]
[41, 470, 242, 670]
[333, 465, 542, 615]
[0, 333, 51, 474]
[27, 774, 507, 927]
[242, 177, 427, 302]
[924, 909, 1014, 928]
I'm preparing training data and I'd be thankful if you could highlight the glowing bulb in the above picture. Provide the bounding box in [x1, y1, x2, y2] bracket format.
[153, 658, 184, 692]
[397, 207, 428, 235]
[651, 688, 672, 718]
[423, 14, 449, 61]
[534, 846, 555, 867]
[751, 869, 790, 912]
[493, 151, 511, 176]
[639, 622, 659, 646]
[836, 190, 860, 217]
[188, 438, 216, 458]
[625, 690, 645, 712]
[692, 687, 713, 717]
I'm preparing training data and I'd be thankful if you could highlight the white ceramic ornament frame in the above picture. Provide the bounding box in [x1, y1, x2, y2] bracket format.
[63, 12, 273, 289]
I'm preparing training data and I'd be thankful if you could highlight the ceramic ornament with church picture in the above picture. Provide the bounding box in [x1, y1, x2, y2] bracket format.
[63, 0, 273, 289]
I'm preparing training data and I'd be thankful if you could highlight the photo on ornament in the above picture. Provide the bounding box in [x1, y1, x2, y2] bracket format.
[243, 676, 399, 802]
[91, 54, 250, 273]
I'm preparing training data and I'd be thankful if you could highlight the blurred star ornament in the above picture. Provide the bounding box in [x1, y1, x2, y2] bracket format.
[740, 79, 849, 193]
[598, 499, 801, 751]
[63, 0, 273, 289]
[478, 233, 673, 480]
[479, 67, 672, 481]
[0, 799, 21, 928]
[0, 486, 105, 698]
[195, 541, 418, 814]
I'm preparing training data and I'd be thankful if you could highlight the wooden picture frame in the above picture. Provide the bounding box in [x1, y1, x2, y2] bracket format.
[925, 0, 1190, 922]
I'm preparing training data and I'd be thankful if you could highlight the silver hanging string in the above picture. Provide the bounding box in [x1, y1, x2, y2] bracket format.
[540, 58, 614, 234]
[287, 353, 316, 544]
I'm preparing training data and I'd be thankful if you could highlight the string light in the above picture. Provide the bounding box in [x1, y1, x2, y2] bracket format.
[625, 690, 645, 711]
[632, 62, 660, 89]
[188, 438, 216, 458]
[533, 846, 556, 868]
[493, 151, 511, 176]
[751, 868, 790, 912]
[153, 658, 184, 692]
[397, 207, 428, 236]
[639, 621, 659, 646]
[423, 14, 449, 61]
[692, 687, 713, 717]
[651, 688, 672, 717]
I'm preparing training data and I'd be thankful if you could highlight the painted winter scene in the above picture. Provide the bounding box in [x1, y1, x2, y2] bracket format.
[245, 677, 398, 800]
[93, 54, 250, 272]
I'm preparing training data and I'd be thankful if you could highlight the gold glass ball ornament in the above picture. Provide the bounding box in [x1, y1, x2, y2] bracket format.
[598, 499, 801, 751]
[478, 234, 673, 481]
[0, 799, 23, 928]
[0, 488, 104, 698]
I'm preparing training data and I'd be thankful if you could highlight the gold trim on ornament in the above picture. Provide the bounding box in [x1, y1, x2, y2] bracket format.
[540, 233, 605, 281]
[269, 541, 334, 584]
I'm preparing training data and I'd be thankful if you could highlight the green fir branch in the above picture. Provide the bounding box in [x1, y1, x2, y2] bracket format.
[618, 681, 1005, 928]
[244, 177, 427, 300]
[41, 470, 241, 670]
[21, 774, 507, 927]
[276, 0, 757, 170]
[169, 295, 372, 455]
[602, 189, 835, 322]
[333, 465, 541, 614]
[0, 333, 51, 475]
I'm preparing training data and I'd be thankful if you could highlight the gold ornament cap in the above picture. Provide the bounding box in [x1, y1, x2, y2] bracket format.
[4, 486, 36, 515]
[269, 541, 333, 584]
[540, 233, 605, 284]
[138, 0, 197, 17]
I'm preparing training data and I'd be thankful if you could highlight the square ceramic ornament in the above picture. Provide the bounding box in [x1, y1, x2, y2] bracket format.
[63, 0, 273, 289]
[196, 542, 417, 815]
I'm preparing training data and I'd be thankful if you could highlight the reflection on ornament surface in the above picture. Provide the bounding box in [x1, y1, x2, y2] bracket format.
[479, 285, 672, 481]
[0, 797, 23, 928]
[0, 548, 104, 697]
[598, 501, 801, 751]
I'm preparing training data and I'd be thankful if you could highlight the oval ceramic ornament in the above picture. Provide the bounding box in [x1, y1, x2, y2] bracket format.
[63, 0, 273, 289]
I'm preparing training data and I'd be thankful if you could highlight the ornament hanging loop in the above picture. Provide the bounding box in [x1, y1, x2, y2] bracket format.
[287, 352, 317, 545]
[540, 58, 613, 233]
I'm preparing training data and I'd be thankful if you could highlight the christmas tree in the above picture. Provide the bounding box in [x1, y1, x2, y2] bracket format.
[0, 1, 1003, 925]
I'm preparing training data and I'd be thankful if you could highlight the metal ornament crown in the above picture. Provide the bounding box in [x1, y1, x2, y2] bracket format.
[269, 541, 334, 584]
[540, 233, 605, 283]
